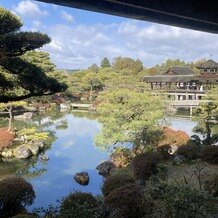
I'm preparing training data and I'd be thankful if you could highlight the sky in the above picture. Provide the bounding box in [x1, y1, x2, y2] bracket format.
[1, 0, 218, 69]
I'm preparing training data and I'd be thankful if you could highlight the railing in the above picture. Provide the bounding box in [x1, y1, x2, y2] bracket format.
[170, 100, 210, 107]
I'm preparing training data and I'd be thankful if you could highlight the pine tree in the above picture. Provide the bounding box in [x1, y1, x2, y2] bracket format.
[100, 57, 111, 68]
[0, 7, 67, 103]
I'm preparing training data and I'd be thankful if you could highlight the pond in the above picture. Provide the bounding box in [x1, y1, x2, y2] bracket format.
[0, 111, 197, 209]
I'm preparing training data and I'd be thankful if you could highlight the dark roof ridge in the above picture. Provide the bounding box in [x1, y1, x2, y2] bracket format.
[196, 59, 218, 69]
[164, 66, 195, 75]
[171, 66, 191, 68]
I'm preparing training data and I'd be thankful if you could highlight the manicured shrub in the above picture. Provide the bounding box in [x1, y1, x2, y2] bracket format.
[200, 145, 218, 164]
[0, 127, 15, 151]
[102, 172, 135, 196]
[60, 192, 102, 218]
[177, 142, 201, 160]
[132, 151, 163, 181]
[0, 176, 35, 217]
[204, 174, 218, 197]
[110, 147, 132, 167]
[105, 183, 150, 218]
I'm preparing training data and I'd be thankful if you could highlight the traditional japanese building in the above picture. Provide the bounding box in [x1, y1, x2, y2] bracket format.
[144, 60, 218, 91]
[143, 66, 197, 90]
[196, 59, 218, 75]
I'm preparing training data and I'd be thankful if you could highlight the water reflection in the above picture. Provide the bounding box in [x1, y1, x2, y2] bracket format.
[30, 112, 107, 208]
[0, 110, 107, 208]
[0, 111, 198, 209]
[0, 158, 47, 180]
[166, 116, 197, 136]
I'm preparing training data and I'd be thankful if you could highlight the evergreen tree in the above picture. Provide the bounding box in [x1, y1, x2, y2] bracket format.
[100, 57, 111, 68]
[94, 89, 164, 150]
[88, 64, 99, 73]
[113, 57, 143, 74]
[0, 7, 67, 103]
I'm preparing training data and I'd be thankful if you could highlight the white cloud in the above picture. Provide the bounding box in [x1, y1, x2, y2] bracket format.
[61, 11, 74, 22]
[13, 0, 49, 18]
[32, 20, 46, 29]
[49, 40, 63, 52]
[37, 19, 218, 69]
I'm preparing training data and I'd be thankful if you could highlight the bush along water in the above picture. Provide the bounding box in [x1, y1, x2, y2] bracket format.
[0, 176, 35, 217]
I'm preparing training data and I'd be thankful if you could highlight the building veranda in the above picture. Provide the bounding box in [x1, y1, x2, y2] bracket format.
[143, 59, 218, 101]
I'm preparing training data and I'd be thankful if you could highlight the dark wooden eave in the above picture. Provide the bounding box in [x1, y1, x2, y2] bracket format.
[143, 74, 218, 84]
[35, 0, 218, 34]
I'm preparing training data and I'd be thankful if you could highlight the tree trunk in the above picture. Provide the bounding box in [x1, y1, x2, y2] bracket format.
[205, 121, 212, 145]
[90, 82, 93, 101]
[7, 105, 13, 132]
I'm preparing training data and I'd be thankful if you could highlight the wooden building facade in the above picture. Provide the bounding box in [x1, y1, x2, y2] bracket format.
[144, 60, 218, 91]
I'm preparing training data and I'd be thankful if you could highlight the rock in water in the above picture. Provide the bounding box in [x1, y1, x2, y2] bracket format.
[40, 154, 49, 161]
[27, 144, 40, 155]
[96, 161, 115, 177]
[35, 140, 46, 149]
[74, 172, 90, 186]
[14, 145, 32, 159]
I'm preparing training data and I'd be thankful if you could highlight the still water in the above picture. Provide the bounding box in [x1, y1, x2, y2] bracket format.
[0, 111, 197, 209]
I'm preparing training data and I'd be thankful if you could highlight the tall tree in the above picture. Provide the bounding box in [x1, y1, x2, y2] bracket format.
[94, 89, 164, 150]
[100, 57, 111, 68]
[81, 72, 104, 95]
[193, 86, 218, 145]
[113, 57, 143, 75]
[88, 64, 99, 73]
[0, 7, 67, 103]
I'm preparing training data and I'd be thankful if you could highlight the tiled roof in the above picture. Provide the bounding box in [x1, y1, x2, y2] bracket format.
[196, 59, 218, 69]
[164, 66, 195, 75]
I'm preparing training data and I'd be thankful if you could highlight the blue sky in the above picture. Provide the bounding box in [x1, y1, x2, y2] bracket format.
[1, 0, 218, 69]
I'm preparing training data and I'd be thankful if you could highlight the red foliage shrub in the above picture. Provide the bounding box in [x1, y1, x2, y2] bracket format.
[132, 152, 163, 181]
[102, 172, 135, 196]
[104, 183, 148, 218]
[158, 127, 190, 147]
[0, 128, 15, 151]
